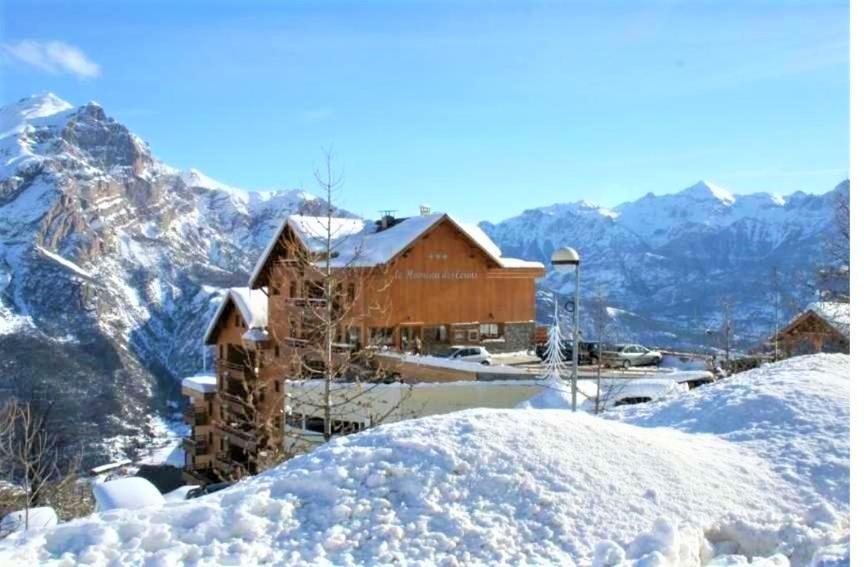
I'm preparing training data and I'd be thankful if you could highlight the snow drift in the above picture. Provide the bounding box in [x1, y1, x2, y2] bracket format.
[0, 355, 848, 565]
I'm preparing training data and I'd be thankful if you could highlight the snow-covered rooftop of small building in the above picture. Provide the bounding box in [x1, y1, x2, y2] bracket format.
[203, 287, 268, 344]
[806, 301, 850, 337]
[182, 374, 217, 394]
[249, 213, 543, 285]
[91, 477, 165, 512]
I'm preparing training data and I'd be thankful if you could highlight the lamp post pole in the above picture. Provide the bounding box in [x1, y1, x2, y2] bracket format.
[571, 263, 580, 412]
[551, 246, 581, 412]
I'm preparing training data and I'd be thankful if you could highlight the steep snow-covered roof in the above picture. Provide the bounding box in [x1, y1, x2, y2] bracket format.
[806, 301, 850, 337]
[248, 215, 367, 286]
[249, 213, 543, 285]
[203, 287, 268, 344]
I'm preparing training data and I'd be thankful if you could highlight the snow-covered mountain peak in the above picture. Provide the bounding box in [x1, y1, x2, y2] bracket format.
[4, 92, 73, 120]
[519, 200, 618, 220]
[680, 180, 736, 205]
[181, 168, 240, 192]
[0, 93, 74, 139]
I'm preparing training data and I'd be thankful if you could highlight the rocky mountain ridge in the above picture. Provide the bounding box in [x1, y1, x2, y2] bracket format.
[480, 179, 848, 347]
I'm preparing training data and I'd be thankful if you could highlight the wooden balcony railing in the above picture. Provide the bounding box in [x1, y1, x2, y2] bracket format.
[214, 422, 257, 451]
[182, 435, 209, 456]
[183, 406, 210, 427]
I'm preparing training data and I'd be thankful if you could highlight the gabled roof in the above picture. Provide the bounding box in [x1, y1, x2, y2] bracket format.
[203, 287, 268, 345]
[248, 213, 543, 287]
[249, 216, 365, 288]
[772, 301, 850, 343]
[804, 301, 849, 337]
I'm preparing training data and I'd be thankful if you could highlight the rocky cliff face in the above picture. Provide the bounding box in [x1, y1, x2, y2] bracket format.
[0, 94, 329, 463]
[480, 180, 849, 349]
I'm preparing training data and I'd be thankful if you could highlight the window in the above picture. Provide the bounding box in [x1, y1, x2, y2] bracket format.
[274, 345, 280, 358]
[467, 329, 480, 342]
[453, 330, 466, 343]
[437, 325, 447, 341]
[368, 327, 394, 346]
[274, 380, 280, 393]
[235, 315, 241, 327]
[289, 281, 297, 298]
[272, 285, 280, 295]
[348, 327, 360, 344]
[479, 323, 500, 339]
[347, 283, 356, 303]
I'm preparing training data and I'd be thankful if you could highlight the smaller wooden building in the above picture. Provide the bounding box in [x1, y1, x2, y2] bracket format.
[763, 301, 850, 358]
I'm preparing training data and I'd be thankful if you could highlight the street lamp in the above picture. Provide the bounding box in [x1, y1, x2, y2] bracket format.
[552, 246, 581, 412]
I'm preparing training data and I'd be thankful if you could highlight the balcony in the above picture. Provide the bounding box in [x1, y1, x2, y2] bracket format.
[213, 452, 255, 476]
[183, 406, 210, 427]
[182, 435, 209, 456]
[214, 421, 257, 451]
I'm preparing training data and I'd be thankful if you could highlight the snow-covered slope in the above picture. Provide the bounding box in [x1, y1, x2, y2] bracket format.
[0, 354, 848, 565]
[0, 93, 334, 462]
[481, 179, 849, 348]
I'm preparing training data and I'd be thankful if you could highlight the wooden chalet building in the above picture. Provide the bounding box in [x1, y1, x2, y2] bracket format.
[762, 301, 850, 358]
[183, 210, 544, 483]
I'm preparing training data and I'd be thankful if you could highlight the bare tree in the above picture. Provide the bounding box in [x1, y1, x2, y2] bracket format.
[585, 292, 615, 414]
[0, 399, 56, 530]
[215, 151, 413, 480]
[718, 296, 735, 370]
[816, 192, 850, 302]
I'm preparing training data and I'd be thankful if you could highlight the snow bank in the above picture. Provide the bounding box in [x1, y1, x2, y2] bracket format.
[611, 354, 849, 513]
[608, 354, 849, 563]
[0, 507, 58, 535]
[0, 355, 848, 566]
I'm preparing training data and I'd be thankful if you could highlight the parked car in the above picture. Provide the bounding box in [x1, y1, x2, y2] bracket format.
[445, 346, 492, 365]
[185, 481, 234, 499]
[535, 340, 601, 365]
[606, 344, 663, 368]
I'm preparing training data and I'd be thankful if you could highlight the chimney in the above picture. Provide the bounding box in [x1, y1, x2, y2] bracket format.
[419, 204, 432, 216]
[376, 210, 397, 232]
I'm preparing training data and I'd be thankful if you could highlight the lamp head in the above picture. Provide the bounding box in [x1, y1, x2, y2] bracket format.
[551, 247, 580, 273]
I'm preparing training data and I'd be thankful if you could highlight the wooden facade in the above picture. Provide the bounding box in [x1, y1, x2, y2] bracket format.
[186, 298, 285, 483]
[769, 311, 849, 358]
[258, 214, 544, 353]
[761, 304, 849, 358]
[184, 213, 544, 483]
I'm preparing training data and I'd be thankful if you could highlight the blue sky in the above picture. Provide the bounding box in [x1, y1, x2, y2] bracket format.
[0, 0, 849, 223]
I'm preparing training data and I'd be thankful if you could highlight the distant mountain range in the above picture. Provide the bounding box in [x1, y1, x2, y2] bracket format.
[0, 93, 848, 461]
[480, 179, 848, 348]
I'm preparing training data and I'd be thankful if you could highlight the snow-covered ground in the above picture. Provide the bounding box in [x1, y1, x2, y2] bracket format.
[0, 354, 848, 565]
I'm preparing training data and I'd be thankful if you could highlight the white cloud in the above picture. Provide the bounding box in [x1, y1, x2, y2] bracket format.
[2, 40, 101, 78]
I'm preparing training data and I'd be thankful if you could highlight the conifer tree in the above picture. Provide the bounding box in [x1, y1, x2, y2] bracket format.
[542, 301, 567, 381]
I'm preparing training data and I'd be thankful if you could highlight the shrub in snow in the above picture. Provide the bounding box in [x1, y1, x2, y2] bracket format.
[91, 477, 164, 511]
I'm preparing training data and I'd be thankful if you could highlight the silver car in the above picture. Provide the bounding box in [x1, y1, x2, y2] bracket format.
[445, 346, 493, 365]
[607, 344, 663, 368]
